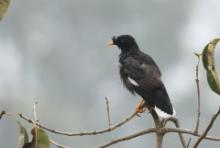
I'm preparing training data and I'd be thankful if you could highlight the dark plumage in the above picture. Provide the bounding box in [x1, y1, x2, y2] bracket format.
[109, 35, 175, 118]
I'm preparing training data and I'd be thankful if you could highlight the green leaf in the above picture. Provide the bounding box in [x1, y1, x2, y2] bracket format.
[17, 121, 29, 148]
[202, 38, 220, 95]
[0, 0, 10, 21]
[35, 127, 50, 148]
[23, 127, 50, 148]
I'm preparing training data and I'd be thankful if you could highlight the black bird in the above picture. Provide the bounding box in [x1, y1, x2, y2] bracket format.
[108, 35, 175, 118]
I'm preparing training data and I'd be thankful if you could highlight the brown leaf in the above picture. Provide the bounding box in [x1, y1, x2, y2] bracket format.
[0, 0, 10, 21]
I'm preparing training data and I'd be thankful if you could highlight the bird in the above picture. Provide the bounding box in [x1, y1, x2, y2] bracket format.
[107, 34, 175, 118]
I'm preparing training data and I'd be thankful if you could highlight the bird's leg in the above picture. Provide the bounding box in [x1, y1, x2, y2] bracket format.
[135, 99, 147, 114]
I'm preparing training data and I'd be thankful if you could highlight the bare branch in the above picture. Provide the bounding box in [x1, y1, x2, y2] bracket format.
[1, 109, 220, 147]
[194, 53, 201, 134]
[186, 138, 191, 148]
[168, 117, 187, 148]
[33, 101, 39, 123]
[156, 132, 163, 148]
[15, 111, 137, 136]
[0, 110, 5, 120]
[1, 93, 219, 148]
[193, 107, 220, 148]
[97, 128, 156, 148]
[105, 97, 111, 128]
[164, 127, 220, 141]
[149, 110, 163, 148]
[50, 139, 72, 148]
[150, 110, 160, 126]
[99, 108, 220, 148]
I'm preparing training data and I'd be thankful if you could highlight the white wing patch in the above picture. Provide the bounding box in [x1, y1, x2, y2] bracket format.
[154, 106, 176, 118]
[128, 77, 139, 86]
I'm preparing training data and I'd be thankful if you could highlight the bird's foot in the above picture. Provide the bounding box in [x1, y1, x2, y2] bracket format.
[135, 100, 147, 117]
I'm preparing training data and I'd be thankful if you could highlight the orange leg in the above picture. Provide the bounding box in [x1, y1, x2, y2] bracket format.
[135, 99, 147, 113]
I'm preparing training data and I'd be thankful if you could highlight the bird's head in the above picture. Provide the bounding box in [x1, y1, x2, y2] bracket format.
[107, 35, 139, 53]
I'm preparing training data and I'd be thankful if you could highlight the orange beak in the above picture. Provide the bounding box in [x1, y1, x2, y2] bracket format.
[107, 40, 114, 48]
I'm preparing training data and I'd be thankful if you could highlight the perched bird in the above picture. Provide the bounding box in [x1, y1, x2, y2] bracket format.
[108, 35, 175, 118]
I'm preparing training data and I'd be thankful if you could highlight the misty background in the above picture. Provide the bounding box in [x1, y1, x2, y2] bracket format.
[0, 0, 220, 147]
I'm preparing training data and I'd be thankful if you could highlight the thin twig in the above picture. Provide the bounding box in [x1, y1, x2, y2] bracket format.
[32, 101, 39, 147]
[105, 98, 111, 128]
[168, 117, 187, 148]
[193, 106, 220, 148]
[33, 101, 39, 123]
[50, 139, 72, 148]
[186, 138, 191, 148]
[98, 128, 156, 148]
[15, 111, 137, 136]
[0, 110, 5, 120]
[194, 53, 201, 134]
[164, 127, 220, 141]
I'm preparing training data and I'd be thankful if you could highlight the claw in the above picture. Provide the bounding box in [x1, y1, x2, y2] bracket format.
[136, 113, 141, 117]
[135, 99, 147, 116]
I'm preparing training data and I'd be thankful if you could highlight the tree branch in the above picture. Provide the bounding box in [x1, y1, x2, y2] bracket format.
[150, 110, 163, 148]
[2, 108, 220, 147]
[156, 132, 163, 148]
[33, 101, 39, 123]
[97, 124, 220, 148]
[97, 128, 156, 148]
[105, 97, 111, 128]
[193, 106, 220, 147]
[164, 127, 220, 141]
[0, 110, 5, 120]
[0, 110, 137, 136]
[50, 139, 72, 148]
[168, 117, 187, 148]
[194, 53, 201, 134]
[186, 138, 191, 148]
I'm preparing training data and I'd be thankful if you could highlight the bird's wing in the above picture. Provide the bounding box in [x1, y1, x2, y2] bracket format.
[122, 56, 162, 90]
[122, 56, 174, 116]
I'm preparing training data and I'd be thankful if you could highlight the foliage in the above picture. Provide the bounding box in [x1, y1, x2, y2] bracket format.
[202, 38, 220, 95]
[18, 122, 50, 148]
[0, 0, 10, 20]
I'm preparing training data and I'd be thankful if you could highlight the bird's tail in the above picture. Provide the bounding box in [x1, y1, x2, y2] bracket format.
[154, 106, 176, 119]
